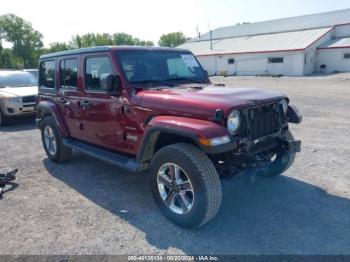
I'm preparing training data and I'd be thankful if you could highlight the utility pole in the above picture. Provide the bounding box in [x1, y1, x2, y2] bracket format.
[210, 30, 213, 50]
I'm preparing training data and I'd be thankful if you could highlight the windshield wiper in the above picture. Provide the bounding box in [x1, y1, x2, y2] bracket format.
[129, 79, 174, 87]
[164, 77, 206, 84]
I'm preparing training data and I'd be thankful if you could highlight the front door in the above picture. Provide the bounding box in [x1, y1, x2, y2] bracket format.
[78, 54, 125, 151]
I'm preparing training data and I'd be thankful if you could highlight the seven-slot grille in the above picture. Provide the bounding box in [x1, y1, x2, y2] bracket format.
[247, 102, 283, 139]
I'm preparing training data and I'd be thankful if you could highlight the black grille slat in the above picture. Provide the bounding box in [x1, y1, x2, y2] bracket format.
[22, 96, 36, 103]
[249, 103, 281, 139]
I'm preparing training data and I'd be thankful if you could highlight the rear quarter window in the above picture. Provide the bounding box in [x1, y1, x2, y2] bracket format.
[39, 60, 56, 89]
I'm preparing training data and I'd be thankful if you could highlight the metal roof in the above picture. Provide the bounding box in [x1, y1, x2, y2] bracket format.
[190, 9, 350, 42]
[180, 27, 332, 56]
[318, 37, 350, 49]
[40, 46, 189, 59]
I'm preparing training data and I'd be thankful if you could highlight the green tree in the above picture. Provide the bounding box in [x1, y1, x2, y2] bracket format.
[158, 32, 188, 47]
[47, 42, 70, 52]
[0, 48, 22, 69]
[112, 33, 135, 45]
[39, 42, 71, 57]
[70, 33, 113, 48]
[70, 32, 154, 48]
[133, 38, 154, 47]
[0, 14, 43, 68]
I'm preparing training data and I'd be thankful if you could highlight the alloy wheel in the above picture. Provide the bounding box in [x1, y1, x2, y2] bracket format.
[43, 126, 57, 156]
[157, 163, 194, 215]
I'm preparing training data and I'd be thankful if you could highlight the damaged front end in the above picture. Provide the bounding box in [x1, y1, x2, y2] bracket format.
[211, 100, 302, 180]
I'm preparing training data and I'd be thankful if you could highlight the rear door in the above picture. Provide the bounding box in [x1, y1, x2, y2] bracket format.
[56, 56, 83, 138]
[78, 53, 125, 151]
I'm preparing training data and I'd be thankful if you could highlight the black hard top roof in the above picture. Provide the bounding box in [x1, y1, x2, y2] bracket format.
[40, 46, 190, 59]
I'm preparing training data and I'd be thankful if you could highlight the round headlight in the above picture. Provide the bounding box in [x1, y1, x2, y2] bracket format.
[227, 110, 240, 135]
[281, 99, 288, 114]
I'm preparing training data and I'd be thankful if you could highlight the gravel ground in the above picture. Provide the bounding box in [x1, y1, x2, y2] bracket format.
[0, 74, 350, 255]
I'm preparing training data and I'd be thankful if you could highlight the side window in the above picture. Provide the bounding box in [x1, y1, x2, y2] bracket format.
[39, 60, 56, 88]
[85, 56, 114, 91]
[60, 59, 78, 89]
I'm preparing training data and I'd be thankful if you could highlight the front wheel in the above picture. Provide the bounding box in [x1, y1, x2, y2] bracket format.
[258, 130, 296, 177]
[150, 143, 222, 228]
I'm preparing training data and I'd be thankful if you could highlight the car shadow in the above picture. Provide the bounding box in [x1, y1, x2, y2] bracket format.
[0, 116, 36, 132]
[43, 154, 350, 255]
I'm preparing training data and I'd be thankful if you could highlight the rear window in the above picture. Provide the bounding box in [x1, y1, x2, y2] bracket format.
[344, 53, 350, 59]
[39, 60, 56, 89]
[0, 72, 37, 88]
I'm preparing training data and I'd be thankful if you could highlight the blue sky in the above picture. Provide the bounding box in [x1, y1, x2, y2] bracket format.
[1, 0, 349, 46]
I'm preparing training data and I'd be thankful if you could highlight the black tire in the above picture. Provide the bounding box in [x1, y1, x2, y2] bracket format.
[0, 110, 6, 127]
[258, 130, 296, 177]
[40, 116, 72, 163]
[150, 143, 222, 228]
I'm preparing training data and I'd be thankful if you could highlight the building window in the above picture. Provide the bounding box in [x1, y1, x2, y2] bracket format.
[60, 59, 78, 89]
[39, 60, 56, 89]
[268, 57, 284, 63]
[228, 58, 235, 64]
[344, 53, 350, 59]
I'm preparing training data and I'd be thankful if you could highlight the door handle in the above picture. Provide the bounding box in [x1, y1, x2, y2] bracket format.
[58, 97, 70, 105]
[80, 100, 92, 107]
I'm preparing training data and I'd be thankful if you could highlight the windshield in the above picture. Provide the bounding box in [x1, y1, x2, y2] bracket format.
[116, 50, 207, 85]
[0, 72, 37, 88]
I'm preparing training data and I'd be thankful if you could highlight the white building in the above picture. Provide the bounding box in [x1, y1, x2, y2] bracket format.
[180, 9, 350, 76]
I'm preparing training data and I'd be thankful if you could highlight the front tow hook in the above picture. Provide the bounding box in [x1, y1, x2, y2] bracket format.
[284, 139, 302, 153]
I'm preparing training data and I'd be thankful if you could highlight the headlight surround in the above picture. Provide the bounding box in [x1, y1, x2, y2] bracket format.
[280, 99, 288, 114]
[227, 110, 240, 135]
[8, 96, 22, 104]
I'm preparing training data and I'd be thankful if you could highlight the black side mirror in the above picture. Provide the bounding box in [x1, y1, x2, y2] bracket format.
[100, 74, 121, 96]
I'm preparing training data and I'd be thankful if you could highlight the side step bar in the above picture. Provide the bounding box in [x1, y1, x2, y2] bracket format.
[63, 138, 140, 173]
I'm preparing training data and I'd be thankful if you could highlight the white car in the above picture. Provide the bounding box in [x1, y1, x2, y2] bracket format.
[0, 70, 38, 126]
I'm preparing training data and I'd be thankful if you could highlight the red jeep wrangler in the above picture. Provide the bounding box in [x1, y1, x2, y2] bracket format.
[36, 46, 302, 228]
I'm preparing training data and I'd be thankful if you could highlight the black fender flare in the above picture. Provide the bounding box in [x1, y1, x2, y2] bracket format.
[36, 101, 69, 137]
[137, 117, 236, 169]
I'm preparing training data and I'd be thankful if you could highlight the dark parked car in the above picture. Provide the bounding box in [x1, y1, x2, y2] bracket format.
[36, 46, 302, 228]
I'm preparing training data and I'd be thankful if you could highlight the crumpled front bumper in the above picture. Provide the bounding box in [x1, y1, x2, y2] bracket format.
[282, 137, 301, 153]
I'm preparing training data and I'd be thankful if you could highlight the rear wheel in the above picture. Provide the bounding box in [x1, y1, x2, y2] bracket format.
[150, 143, 222, 228]
[40, 116, 72, 163]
